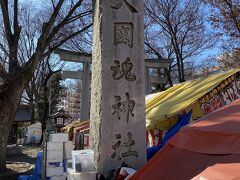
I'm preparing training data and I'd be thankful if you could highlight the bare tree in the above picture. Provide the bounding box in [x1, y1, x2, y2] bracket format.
[204, 0, 240, 39]
[204, 0, 240, 68]
[145, 0, 214, 83]
[14, 6, 70, 136]
[24, 55, 65, 136]
[0, 0, 92, 171]
[217, 48, 240, 69]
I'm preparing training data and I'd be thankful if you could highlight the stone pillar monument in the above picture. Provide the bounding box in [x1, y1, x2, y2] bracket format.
[90, 0, 146, 173]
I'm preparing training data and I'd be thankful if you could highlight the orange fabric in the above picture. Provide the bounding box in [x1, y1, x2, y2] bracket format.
[117, 174, 126, 180]
[132, 144, 240, 180]
[169, 99, 240, 154]
[131, 99, 240, 180]
[192, 163, 240, 180]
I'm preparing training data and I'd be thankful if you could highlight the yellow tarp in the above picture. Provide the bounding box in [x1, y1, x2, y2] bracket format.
[146, 69, 240, 130]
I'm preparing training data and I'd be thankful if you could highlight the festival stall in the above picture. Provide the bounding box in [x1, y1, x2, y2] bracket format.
[146, 69, 240, 147]
[62, 121, 90, 149]
[132, 98, 240, 180]
[62, 121, 87, 140]
[72, 121, 90, 149]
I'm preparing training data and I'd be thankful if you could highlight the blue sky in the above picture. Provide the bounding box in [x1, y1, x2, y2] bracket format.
[18, 0, 223, 64]
[20, 0, 42, 6]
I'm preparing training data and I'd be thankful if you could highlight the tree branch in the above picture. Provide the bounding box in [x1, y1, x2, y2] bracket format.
[43, 23, 92, 58]
[144, 41, 164, 59]
[43, 0, 65, 35]
[0, 0, 12, 44]
[45, 0, 86, 46]
[14, 0, 21, 36]
[0, 65, 10, 82]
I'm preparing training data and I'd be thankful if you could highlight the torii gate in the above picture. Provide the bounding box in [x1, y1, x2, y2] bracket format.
[55, 48, 172, 120]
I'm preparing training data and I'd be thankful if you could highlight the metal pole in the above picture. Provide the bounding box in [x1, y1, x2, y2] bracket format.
[42, 132, 47, 180]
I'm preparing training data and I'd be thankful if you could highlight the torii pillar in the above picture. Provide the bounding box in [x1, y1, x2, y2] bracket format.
[80, 62, 91, 120]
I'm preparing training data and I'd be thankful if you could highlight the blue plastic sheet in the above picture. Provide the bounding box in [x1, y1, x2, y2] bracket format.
[147, 110, 192, 161]
[18, 151, 67, 180]
[18, 175, 31, 180]
[18, 151, 47, 180]
[31, 151, 44, 180]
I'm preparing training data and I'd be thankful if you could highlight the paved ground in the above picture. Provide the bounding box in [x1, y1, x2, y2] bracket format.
[0, 145, 41, 180]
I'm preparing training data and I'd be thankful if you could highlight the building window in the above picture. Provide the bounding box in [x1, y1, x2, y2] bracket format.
[56, 118, 64, 125]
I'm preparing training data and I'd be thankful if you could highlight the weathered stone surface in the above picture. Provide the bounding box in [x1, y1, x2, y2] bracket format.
[90, 0, 146, 173]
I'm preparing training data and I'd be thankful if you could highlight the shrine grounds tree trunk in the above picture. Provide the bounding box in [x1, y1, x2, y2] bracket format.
[0, 79, 26, 170]
[0, 0, 92, 171]
[37, 85, 49, 139]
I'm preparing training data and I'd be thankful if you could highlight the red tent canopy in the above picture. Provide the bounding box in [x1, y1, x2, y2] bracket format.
[132, 98, 240, 180]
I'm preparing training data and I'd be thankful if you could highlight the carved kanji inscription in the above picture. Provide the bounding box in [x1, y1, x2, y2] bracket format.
[114, 23, 133, 48]
[112, 92, 135, 123]
[111, 57, 136, 81]
[111, 132, 138, 161]
[110, 0, 138, 13]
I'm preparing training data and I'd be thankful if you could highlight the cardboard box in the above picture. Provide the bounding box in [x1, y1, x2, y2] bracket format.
[46, 167, 64, 177]
[67, 168, 96, 180]
[47, 142, 63, 151]
[47, 161, 63, 168]
[47, 149, 63, 162]
[49, 133, 68, 143]
[49, 175, 66, 180]
[63, 141, 73, 160]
